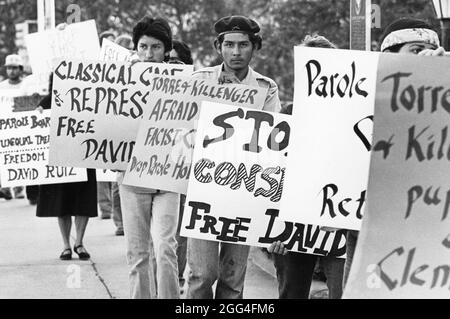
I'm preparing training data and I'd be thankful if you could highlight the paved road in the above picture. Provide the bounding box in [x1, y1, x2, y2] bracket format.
[0, 197, 286, 299]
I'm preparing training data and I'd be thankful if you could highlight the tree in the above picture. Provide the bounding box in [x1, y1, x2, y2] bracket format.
[0, 0, 36, 75]
[0, 0, 440, 100]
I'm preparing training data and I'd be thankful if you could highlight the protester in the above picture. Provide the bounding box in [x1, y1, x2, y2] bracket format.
[118, 16, 180, 299]
[187, 15, 281, 300]
[97, 180, 124, 236]
[263, 37, 344, 302]
[0, 54, 25, 91]
[169, 40, 194, 65]
[99, 30, 116, 45]
[0, 54, 26, 200]
[380, 18, 444, 55]
[0, 54, 39, 204]
[35, 74, 98, 261]
[266, 36, 345, 300]
[190, 16, 281, 112]
[115, 34, 134, 51]
[343, 17, 448, 288]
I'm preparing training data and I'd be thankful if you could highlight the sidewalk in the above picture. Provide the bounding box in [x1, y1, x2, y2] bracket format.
[0, 198, 280, 299]
[0, 198, 128, 299]
[250, 246, 329, 299]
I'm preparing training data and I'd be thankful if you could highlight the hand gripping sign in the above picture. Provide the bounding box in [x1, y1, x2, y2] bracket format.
[180, 102, 346, 257]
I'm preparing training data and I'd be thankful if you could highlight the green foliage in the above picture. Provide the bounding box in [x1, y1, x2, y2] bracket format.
[0, 0, 440, 100]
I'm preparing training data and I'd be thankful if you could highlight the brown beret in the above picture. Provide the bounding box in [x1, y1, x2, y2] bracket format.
[214, 16, 260, 35]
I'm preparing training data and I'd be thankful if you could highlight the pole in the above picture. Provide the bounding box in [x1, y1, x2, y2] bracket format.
[44, 0, 55, 30]
[37, 0, 55, 31]
[37, 0, 45, 32]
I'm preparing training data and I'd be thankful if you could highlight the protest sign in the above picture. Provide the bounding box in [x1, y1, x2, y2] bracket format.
[25, 20, 101, 87]
[280, 47, 380, 231]
[1, 88, 31, 114]
[180, 102, 346, 257]
[48, 59, 193, 170]
[99, 38, 132, 62]
[122, 76, 268, 194]
[21, 74, 49, 96]
[96, 169, 117, 182]
[344, 54, 450, 298]
[0, 109, 87, 187]
[96, 38, 132, 180]
[13, 94, 45, 112]
[0, 94, 15, 111]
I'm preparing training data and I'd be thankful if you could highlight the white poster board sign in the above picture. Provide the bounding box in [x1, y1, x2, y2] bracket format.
[0, 109, 87, 187]
[96, 169, 117, 182]
[95, 38, 132, 181]
[122, 76, 268, 194]
[180, 102, 346, 257]
[25, 20, 101, 87]
[48, 59, 193, 170]
[99, 38, 132, 62]
[344, 53, 450, 299]
[280, 47, 380, 231]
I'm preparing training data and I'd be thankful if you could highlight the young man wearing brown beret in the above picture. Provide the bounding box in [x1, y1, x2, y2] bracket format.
[187, 15, 281, 299]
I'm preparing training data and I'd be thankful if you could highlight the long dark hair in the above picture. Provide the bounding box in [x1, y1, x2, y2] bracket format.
[132, 16, 173, 53]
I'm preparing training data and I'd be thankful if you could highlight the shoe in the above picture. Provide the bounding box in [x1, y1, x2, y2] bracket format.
[179, 279, 186, 295]
[28, 199, 38, 205]
[0, 188, 13, 200]
[312, 271, 327, 283]
[59, 248, 72, 260]
[101, 214, 112, 220]
[115, 228, 124, 236]
[74, 245, 90, 260]
[310, 288, 329, 299]
[13, 187, 25, 199]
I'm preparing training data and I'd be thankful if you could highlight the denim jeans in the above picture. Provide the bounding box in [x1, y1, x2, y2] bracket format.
[111, 182, 123, 230]
[343, 230, 359, 288]
[187, 239, 250, 299]
[97, 182, 112, 218]
[120, 184, 180, 299]
[98, 182, 123, 230]
[176, 195, 187, 287]
[273, 253, 345, 299]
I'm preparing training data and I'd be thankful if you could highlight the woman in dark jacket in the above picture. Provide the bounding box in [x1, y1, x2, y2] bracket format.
[36, 73, 98, 260]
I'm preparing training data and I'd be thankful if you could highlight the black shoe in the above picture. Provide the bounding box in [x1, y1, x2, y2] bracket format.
[115, 228, 124, 236]
[28, 199, 38, 205]
[312, 270, 327, 283]
[310, 288, 329, 299]
[74, 245, 90, 260]
[59, 248, 72, 260]
[0, 189, 13, 200]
